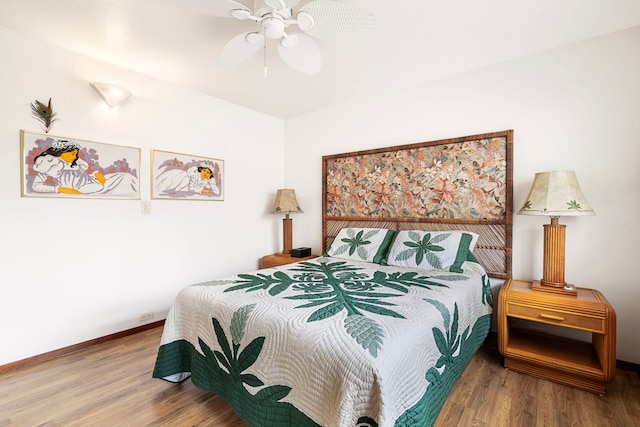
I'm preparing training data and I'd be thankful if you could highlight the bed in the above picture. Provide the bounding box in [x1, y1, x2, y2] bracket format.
[153, 130, 513, 427]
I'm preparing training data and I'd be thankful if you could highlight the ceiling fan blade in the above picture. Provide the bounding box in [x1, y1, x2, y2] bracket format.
[211, 0, 252, 18]
[265, 0, 300, 8]
[297, 0, 375, 39]
[219, 32, 264, 66]
[265, 0, 285, 8]
[283, 0, 300, 8]
[278, 32, 322, 75]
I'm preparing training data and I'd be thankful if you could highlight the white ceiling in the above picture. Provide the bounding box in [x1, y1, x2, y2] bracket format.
[1, 0, 639, 118]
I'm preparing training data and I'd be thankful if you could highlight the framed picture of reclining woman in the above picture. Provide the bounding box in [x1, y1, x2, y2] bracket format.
[151, 149, 224, 201]
[21, 130, 141, 200]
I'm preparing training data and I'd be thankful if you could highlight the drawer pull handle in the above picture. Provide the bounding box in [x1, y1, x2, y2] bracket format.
[540, 313, 565, 321]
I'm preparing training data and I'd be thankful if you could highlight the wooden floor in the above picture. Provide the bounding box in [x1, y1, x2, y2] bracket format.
[1, 327, 639, 427]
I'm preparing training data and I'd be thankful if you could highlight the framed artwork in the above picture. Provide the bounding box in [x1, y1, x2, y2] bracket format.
[151, 149, 224, 201]
[21, 130, 141, 199]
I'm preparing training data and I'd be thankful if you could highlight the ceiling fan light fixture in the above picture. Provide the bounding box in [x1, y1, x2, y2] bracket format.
[263, 16, 285, 39]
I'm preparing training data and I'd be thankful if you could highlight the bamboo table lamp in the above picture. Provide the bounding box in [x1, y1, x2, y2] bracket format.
[270, 189, 303, 255]
[518, 171, 595, 296]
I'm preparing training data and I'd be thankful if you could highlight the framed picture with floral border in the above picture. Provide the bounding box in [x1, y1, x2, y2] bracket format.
[151, 149, 224, 201]
[21, 130, 140, 199]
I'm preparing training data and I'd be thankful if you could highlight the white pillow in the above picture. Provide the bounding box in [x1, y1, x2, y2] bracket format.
[324, 228, 397, 264]
[385, 230, 479, 273]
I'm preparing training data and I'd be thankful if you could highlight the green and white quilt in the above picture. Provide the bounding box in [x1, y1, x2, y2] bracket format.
[153, 256, 492, 427]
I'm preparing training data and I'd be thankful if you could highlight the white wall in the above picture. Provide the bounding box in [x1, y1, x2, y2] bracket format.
[2, 24, 638, 368]
[285, 27, 640, 364]
[0, 27, 285, 365]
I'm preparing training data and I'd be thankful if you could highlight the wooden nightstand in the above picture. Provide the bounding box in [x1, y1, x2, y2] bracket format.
[497, 279, 616, 394]
[260, 253, 317, 269]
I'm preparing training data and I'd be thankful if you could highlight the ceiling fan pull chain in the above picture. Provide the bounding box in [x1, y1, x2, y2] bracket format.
[263, 27, 268, 77]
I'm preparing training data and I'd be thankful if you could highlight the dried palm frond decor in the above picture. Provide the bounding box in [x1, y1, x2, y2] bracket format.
[30, 98, 59, 133]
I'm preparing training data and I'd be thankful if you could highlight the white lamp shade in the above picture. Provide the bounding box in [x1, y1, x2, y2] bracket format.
[270, 189, 303, 214]
[518, 171, 595, 217]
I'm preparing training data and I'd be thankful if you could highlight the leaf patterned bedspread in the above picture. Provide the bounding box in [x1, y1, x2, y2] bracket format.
[153, 256, 492, 427]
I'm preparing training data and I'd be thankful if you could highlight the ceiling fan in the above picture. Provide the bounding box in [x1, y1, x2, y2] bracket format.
[212, 0, 376, 75]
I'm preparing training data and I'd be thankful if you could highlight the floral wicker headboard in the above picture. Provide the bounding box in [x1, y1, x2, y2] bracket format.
[322, 130, 513, 279]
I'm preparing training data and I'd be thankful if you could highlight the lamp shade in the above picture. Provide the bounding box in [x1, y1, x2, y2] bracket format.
[270, 189, 303, 214]
[518, 171, 595, 217]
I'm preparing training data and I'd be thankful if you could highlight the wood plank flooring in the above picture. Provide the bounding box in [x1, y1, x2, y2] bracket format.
[1, 326, 638, 426]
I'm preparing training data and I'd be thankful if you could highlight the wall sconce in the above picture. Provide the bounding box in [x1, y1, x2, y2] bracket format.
[90, 82, 132, 107]
[270, 189, 303, 254]
[518, 171, 595, 296]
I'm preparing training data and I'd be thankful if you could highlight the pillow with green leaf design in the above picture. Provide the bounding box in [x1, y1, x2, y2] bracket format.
[324, 228, 397, 264]
[384, 230, 479, 273]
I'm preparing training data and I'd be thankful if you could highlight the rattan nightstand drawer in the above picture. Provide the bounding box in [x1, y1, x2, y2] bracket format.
[506, 303, 605, 333]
